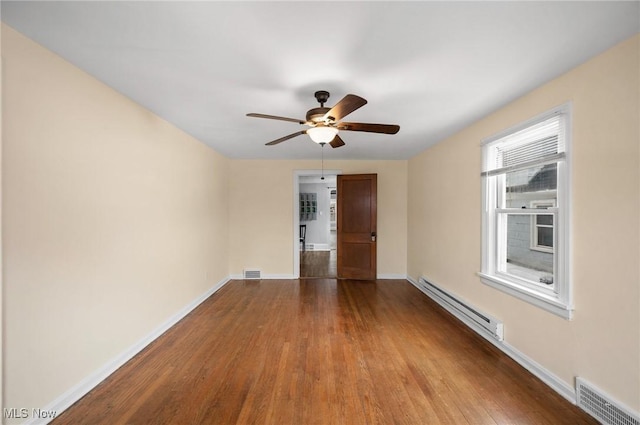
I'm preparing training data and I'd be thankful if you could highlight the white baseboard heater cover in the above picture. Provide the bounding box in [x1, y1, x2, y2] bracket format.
[418, 277, 504, 341]
[576, 377, 639, 425]
[243, 269, 261, 280]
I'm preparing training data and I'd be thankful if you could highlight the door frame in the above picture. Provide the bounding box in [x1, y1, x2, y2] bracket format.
[293, 169, 342, 278]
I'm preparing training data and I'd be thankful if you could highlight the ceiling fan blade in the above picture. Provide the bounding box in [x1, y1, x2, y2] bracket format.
[337, 122, 400, 134]
[323, 94, 367, 121]
[329, 135, 346, 148]
[265, 130, 307, 146]
[247, 113, 306, 125]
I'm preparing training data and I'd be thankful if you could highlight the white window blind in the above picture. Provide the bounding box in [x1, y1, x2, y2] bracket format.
[483, 115, 565, 177]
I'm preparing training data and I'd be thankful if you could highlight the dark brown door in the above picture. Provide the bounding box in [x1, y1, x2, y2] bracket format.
[337, 174, 377, 280]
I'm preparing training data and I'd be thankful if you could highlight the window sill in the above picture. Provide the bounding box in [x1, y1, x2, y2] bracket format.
[478, 272, 573, 319]
[530, 245, 554, 254]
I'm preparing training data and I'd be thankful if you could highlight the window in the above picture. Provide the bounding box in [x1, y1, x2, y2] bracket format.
[530, 200, 555, 253]
[479, 105, 572, 318]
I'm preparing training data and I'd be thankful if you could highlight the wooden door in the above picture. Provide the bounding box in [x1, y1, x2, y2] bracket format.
[337, 174, 377, 280]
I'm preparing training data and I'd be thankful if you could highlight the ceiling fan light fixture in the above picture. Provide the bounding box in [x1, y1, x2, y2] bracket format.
[308, 126, 338, 144]
[247, 91, 399, 148]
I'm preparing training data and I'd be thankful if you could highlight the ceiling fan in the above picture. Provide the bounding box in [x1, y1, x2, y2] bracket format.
[247, 90, 400, 148]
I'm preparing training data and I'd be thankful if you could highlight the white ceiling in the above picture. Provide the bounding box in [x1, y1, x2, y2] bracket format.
[2, 1, 638, 160]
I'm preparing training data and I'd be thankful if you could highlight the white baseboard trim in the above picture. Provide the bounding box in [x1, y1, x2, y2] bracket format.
[501, 341, 576, 403]
[229, 274, 296, 280]
[406, 275, 576, 404]
[231, 274, 408, 280]
[377, 273, 408, 280]
[29, 277, 232, 425]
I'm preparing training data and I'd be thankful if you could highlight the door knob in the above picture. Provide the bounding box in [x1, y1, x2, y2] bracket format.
[371, 232, 376, 242]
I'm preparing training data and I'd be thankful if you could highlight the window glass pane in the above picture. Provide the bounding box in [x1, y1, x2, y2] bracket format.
[503, 214, 554, 286]
[537, 227, 553, 247]
[504, 163, 557, 208]
[536, 215, 553, 226]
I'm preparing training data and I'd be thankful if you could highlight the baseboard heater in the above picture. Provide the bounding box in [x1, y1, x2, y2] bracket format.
[418, 277, 504, 341]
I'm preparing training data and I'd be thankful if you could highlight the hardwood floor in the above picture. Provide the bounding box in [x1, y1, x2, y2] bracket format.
[52, 279, 597, 425]
[300, 250, 336, 278]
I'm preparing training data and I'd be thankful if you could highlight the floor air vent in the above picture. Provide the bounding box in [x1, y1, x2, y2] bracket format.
[418, 277, 504, 341]
[243, 269, 261, 280]
[577, 377, 639, 425]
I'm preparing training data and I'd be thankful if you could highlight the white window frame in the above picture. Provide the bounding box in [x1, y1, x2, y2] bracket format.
[530, 200, 555, 253]
[479, 104, 572, 319]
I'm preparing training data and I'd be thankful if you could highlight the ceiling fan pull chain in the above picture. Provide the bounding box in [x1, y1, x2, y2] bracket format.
[321, 143, 325, 180]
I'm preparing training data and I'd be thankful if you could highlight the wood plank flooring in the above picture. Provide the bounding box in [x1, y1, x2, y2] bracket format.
[52, 279, 598, 425]
[300, 250, 336, 278]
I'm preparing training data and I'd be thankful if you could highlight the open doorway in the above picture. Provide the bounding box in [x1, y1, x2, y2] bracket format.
[293, 170, 340, 278]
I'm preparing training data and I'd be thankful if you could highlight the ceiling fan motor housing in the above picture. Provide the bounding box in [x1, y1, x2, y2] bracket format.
[306, 107, 331, 124]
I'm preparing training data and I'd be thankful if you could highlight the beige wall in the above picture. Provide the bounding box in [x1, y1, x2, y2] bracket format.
[229, 160, 408, 278]
[408, 34, 640, 410]
[2, 24, 230, 416]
